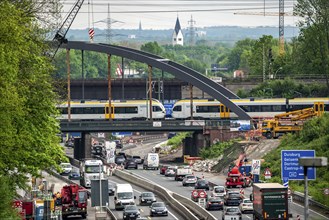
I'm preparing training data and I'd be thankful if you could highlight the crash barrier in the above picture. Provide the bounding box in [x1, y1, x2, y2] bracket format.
[172, 193, 217, 220]
[113, 169, 199, 220]
[292, 191, 329, 215]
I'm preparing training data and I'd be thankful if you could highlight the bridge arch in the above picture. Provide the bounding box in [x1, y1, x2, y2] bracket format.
[61, 41, 251, 120]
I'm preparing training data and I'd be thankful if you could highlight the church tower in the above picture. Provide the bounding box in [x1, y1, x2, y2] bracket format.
[172, 17, 184, 46]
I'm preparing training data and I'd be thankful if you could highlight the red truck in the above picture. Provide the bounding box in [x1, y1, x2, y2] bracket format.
[60, 184, 88, 219]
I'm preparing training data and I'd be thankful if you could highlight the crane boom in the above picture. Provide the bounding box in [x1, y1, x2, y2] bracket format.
[51, 0, 85, 59]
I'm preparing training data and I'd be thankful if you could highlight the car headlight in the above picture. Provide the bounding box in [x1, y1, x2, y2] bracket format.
[141, 199, 145, 201]
[151, 209, 155, 212]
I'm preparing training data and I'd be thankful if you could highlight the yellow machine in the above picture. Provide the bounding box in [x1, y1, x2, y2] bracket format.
[262, 102, 324, 139]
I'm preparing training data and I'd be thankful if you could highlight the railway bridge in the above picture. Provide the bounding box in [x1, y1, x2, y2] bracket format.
[59, 41, 251, 159]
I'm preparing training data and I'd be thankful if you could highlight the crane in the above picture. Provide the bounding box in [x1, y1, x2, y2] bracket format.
[234, 0, 295, 55]
[51, 0, 85, 59]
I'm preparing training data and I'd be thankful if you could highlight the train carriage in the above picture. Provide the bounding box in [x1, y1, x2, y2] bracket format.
[171, 98, 329, 120]
[58, 99, 166, 120]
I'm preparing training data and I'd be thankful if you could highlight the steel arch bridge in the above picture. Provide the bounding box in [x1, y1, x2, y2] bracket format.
[60, 41, 251, 120]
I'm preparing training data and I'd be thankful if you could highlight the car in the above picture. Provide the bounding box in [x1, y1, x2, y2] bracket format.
[124, 159, 138, 169]
[68, 171, 81, 180]
[149, 202, 168, 217]
[211, 185, 226, 198]
[222, 206, 242, 220]
[65, 140, 74, 148]
[224, 191, 243, 206]
[59, 163, 72, 175]
[139, 192, 156, 205]
[159, 165, 169, 175]
[115, 155, 126, 165]
[164, 166, 177, 177]
[132, 156, 143, 164]
[205, 197, 224, 211]
[191, 189, 207, 202]
[239, 199, 253, 213]
[123, 205, 140, 220]
[194, 179, 210, 191]
[182, 175, 197, 186]
[108, 182, 116, 196]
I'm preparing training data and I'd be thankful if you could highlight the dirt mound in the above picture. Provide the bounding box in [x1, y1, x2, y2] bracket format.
[212, 139, 281, 173]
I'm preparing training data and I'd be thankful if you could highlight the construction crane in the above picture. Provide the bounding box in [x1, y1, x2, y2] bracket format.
[234, 0, 294, 55]
[51, 0, 85, 59]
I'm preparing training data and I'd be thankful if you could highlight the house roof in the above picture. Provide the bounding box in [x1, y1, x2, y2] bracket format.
[174, 17, 181, 35]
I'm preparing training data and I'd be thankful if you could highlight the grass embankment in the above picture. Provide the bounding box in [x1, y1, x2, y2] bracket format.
[261, 114, 329, 206]
[166, 132, 191, 150]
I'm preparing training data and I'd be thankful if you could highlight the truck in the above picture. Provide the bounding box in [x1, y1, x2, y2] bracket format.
[79, 159, 103, 188]
[60, 184, 88, 219]
[250, 183, 289, 220]
[114, 183, 136, 210]
[174, 166, 192, 181]
[262, 102, 324, 139]
[104, 141, 116, 164]
[143, 153, 159, 170]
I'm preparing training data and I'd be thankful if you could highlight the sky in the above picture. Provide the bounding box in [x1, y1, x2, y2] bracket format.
[60, 0, 300, 30]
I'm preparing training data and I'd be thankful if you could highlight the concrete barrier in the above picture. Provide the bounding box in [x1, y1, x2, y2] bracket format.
[113, 169, 199, 220]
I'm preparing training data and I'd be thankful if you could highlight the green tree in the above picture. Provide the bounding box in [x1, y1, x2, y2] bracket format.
[294, 0, 329, 91]
[0, 1, 67, 215]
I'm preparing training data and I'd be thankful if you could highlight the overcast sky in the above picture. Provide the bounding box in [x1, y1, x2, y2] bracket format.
[60, 0, 300, 30]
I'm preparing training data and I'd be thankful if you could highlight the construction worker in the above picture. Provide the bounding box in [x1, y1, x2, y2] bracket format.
[55, 192, 62, 206]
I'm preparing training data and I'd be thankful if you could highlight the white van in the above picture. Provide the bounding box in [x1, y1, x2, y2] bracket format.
[114, 184, 136, 210]
[143, 153, 159, 170]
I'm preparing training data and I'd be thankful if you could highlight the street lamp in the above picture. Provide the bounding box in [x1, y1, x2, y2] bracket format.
[274, 67, 283, 79]
[299, 157, 328, 220]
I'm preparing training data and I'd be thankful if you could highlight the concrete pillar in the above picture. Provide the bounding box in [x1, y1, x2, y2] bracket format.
[183, 131, 206, 157]
[73, 132, 92, 160]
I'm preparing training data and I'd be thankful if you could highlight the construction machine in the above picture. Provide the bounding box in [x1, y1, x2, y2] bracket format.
[262, 102, 324, 139]
[60, 184, 88, 219]
[225, 154, 252, 188]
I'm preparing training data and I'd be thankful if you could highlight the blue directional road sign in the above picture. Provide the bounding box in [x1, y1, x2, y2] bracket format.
[281, 150, 316, 180]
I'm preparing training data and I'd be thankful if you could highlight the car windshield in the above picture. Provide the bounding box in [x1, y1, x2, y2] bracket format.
[243, 199, 251, 203]
[227, 207, 239, 213]
[215, 187, 224, 193]
[142, 192, 154, 197]
[125, 205, 138, 211]
[133, 156, 140, 159]
[209, 198, 221, 202]
[118, 192, 133, 199]
[85, 165, 102, 173]
[61, 164, 71, 168]
[187, 176, 195, 179]
[229, 193, 240, 198]
[152, 202, 165, 207]
[198, 180, 207, 184]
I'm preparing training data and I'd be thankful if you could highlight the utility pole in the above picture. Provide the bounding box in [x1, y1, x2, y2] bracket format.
[106, 4, 111, 44]
[188, 15, 196, 46]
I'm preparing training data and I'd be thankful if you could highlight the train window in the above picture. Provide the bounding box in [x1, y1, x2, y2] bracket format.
[152, 106, 162, 112]
[325, 105, 329, 111]
[272, 105, 284, 112]
[114, 107, 138, 114]
[173, 105, 182, 111]
[59, 108, 68, 114]
[261, 105, 271, 112]
[239, 105, 251, 112]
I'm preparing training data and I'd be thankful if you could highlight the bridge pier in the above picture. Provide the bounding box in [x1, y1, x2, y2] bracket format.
[73, 132, 92, 160]
[183, 131, 206, 157]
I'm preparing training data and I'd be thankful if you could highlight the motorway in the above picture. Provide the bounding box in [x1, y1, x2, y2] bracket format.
[64, 146, 183, 219]
[118, 138, 329, 220]
[62, 138, 329, 220]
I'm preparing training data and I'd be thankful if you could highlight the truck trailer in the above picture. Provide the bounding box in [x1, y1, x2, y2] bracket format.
[251, 183, 289, 220]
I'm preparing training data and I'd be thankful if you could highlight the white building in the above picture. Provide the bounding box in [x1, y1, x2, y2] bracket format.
[172, 17, 184, 46]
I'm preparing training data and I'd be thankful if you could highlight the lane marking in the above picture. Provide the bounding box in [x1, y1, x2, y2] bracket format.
[292, 202, 329, 219]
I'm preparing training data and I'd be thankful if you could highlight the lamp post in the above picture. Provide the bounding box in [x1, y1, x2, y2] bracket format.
[299, 157, 328, 220]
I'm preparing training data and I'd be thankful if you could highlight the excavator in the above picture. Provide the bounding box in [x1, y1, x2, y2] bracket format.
[262, 102, 324, 139]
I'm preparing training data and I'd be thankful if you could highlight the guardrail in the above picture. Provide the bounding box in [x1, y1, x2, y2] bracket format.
[292, 191, 329, 216]
[113, 169, 217, 220]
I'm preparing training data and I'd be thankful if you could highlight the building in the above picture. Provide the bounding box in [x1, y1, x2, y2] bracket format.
[172, 17, 184, 46]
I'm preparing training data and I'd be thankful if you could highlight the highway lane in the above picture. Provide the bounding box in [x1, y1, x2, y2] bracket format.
[65, 165, 183, 219]
[127, 167, 328, 220]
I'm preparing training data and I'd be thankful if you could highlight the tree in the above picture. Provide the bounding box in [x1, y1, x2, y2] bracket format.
[294, 0, 329, 91]
[0, 1, 67, 214]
